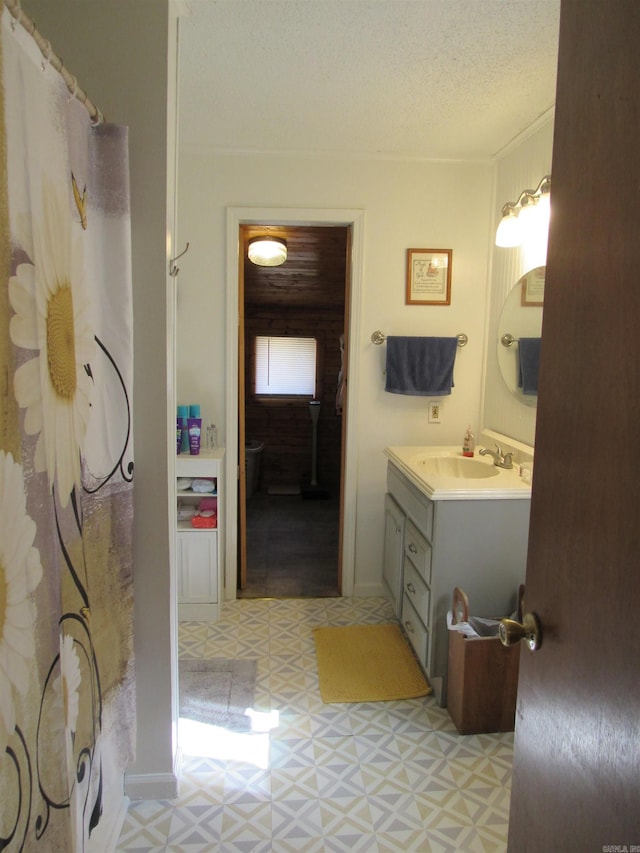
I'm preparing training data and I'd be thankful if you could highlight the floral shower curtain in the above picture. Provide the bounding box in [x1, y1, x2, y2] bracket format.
[0, 9, 135, 851]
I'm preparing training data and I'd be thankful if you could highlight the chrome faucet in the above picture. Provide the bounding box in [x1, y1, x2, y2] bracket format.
[479, 444, 514, 469]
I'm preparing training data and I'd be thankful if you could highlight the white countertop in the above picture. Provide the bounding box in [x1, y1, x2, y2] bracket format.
[385, 445, 532, 500]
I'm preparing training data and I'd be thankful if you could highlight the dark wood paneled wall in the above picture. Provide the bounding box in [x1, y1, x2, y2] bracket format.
[243, 226, 347, 493]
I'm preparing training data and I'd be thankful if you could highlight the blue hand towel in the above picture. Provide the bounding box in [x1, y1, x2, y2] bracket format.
[385, 336, 457, 396]
[517, 337, 541, 395]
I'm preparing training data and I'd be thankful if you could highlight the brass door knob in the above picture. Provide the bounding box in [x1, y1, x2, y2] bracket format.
[499, 612, 542, 651]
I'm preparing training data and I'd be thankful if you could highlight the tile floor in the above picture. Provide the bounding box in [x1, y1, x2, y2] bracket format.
[241, 493, 340, 598]
[117, 597, 512, 852]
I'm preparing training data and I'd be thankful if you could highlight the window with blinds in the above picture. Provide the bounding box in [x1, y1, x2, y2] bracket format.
[255, 336, 317, 396]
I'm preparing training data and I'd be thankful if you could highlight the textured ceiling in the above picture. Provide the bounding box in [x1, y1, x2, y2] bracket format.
[178, 0, 560, 160]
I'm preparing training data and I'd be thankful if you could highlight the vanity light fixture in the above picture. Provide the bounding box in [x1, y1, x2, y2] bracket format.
[495, 175, 551, 248]
[248, 236, 287, 266]
[495, 207, 522, 248]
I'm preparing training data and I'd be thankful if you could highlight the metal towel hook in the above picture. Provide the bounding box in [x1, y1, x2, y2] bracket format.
[169, 242, 190, 277]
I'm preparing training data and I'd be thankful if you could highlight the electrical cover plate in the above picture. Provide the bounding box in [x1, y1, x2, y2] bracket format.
[428, 401, 441, 423]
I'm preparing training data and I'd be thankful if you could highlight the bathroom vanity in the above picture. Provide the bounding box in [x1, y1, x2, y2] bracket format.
[383, 445, 531, 704]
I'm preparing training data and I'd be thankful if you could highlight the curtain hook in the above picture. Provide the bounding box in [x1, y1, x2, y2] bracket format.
[41, 39, 52, 72]
[67, 76, 78, 103]
[10, 0, 21, 30]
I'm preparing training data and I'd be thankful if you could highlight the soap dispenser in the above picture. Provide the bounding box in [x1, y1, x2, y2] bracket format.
[462, 426, 475, 457]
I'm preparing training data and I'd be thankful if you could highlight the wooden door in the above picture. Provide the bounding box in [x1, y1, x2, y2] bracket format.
[508, 1, 640, 848]
[336, 225, 353, 593]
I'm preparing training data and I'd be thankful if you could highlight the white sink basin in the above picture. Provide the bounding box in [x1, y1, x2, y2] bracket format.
[384, 446, 531, 500]
[416, 455, 499, 480]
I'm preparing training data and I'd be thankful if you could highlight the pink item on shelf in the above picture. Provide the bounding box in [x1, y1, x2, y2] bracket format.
[198, 496, 217, 512]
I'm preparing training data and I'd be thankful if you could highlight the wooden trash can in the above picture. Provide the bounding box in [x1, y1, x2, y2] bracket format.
[446, 586, 521, 735]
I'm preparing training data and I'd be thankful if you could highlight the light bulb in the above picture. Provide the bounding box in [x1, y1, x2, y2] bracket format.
[495, 211, 522, 247]
[517, 196, 538, 230]
[536, 192, 551, 230]
[521, 193, 551, 269]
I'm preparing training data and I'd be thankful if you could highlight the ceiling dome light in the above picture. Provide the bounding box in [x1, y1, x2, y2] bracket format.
[248, 236, 287, 267]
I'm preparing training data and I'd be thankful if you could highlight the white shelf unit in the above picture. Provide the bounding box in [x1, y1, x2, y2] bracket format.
[175, 448, 225, 621]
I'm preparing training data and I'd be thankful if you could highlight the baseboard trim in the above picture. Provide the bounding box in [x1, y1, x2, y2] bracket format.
[178, 601, 220, 622]
[124, 771, 179, 800]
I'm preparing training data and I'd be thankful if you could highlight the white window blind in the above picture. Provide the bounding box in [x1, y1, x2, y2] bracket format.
[255, 336, 316, 396]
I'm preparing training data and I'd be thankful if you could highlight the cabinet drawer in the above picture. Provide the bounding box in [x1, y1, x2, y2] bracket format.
[404, 520, 432, 584]
[401, 594, 429, 666]
[402, 559, 430, 623]
[387, 463, 434, 539]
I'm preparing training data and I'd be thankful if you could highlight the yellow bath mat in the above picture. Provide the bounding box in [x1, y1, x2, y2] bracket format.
[313, 623, 432, 703]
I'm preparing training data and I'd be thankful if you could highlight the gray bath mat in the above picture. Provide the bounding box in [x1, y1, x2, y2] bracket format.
[179, 658, 257, 731]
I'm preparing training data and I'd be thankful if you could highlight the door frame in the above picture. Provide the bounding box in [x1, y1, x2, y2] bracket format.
[224, 206, 365, 600]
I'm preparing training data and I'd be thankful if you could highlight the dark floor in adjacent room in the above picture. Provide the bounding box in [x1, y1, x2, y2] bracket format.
[240, 491, 340, 598]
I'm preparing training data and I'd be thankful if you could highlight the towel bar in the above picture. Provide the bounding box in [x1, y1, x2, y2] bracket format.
[371, 330, 468, 347]
[500, 334, 519, 347]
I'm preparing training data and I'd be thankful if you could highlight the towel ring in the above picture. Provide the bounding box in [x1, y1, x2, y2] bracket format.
[371, 330, 468, 347]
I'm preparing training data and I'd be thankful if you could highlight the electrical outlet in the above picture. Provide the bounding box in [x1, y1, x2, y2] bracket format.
[428, 400, 442, 423]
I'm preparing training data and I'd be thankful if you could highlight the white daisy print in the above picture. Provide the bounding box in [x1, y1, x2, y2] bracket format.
[40, 633, 83, 801]
[9, 179, 95, 507]
[0, 451, 44, 752]
[56, 633, 81, 735]
[47, 633, 82, 796]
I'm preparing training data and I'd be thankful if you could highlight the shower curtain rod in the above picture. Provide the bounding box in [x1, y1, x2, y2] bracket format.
[4, 0, 103, 124]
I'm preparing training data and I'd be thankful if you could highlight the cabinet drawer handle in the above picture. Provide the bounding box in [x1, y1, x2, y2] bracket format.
[404, 619, 414, 634]
[406, 582, 416, 595]
[408, 543, 418, 555]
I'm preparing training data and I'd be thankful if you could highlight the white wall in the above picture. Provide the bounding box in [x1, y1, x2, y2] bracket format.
[177, 150, 494, 594]
[483, 118, 555, 446]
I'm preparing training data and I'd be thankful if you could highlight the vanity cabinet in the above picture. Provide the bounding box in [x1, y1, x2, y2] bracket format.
[382, 493, 405, 616]
[384, 460, 530, 704]
[176, 449, 225, 621]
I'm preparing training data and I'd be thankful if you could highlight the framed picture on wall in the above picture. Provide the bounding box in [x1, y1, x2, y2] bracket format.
[406, 248, 452, 305]
[520, 265, 545, 306]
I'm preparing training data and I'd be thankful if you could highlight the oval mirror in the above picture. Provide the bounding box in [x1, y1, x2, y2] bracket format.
[497, 266, 544, 407]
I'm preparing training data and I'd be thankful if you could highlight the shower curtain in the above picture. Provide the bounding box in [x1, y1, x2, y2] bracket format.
[0, 9, 135, 851]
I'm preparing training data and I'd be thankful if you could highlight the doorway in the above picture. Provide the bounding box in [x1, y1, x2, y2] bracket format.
[224, 206, 364, 603]
[238, 224, 349, 597]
